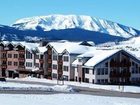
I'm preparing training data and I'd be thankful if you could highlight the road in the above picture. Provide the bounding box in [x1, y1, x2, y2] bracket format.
[1, 79, 140, 99]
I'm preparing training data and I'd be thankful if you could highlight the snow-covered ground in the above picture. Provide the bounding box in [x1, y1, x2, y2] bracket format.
[7, 77, 140, 93]
[0, 93, 140, 105]
[0, 81, 74, 92]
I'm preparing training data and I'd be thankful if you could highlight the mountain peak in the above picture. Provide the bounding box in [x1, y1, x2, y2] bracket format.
[12, 14, 139, 38]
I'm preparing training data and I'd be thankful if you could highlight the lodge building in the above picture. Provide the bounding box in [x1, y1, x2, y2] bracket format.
[0, 41, 140, 85]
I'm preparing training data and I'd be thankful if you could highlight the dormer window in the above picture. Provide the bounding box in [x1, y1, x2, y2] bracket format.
[78, 58, 82, 62]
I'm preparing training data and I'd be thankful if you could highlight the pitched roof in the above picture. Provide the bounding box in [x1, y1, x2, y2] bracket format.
[84, 49, 140, 67]
[84, 49, 120, 67]
[48, 41, 91, 54]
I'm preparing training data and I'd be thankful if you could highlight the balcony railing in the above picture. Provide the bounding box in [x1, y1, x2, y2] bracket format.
[48, 68, 52, 72]
[0, 50, 7, 53]
[0, 64, 7, 68]
[47, 59, 52, 63]
[18, 50, 25, 54]
[110, 61, 131, 67]
[18, 65, 25, 69]
[110, 72, 120, 78]
[110, 71, 131, 78]
[0, 58, 7, 61]
[48, 50, 52, 55]
[18, 58, 25, 62]
[58, 60, 63, 64]
[39, 59, 44, 63]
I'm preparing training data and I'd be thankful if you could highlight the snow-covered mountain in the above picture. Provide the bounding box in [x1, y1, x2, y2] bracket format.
[12, 14, 140, 38]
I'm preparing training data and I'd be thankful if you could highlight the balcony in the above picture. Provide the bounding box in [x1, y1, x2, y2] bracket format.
[58, 60, 63, 64]
[58, 69, 62, 74]
[48, 50, 52, 55]
[0, 64, 7, 69]
[0, 50, 7, 53]
[39, 59, 44, 63]
[120, 62, 131, 67]
[47, 59, 52, 63]
[48, 68, 52, 72]
[110, 71, 120, 78]
[47, 77, 52, 80]
[18, 65, 25, 69]
[17, 67, 25, 71]
[110, 62, 120, 67]
[18, 50, 25, 54]
[18, 58, 25, 62]
[0, 58, 7, 61]
[120, 72, 131, 77]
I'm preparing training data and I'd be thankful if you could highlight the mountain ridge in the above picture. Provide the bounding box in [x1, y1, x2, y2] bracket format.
[12, 14, 140, 38]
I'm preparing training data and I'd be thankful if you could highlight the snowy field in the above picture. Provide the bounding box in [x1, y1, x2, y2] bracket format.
[0, 81, 74, 92]
[7, 77, 140, 93]
[0, 93, 140, 105]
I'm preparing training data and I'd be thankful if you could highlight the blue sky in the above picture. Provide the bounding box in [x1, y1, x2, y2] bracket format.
[0, 0, 140, 29]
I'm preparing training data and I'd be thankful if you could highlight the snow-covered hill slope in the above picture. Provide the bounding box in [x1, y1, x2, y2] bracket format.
[12, 14, 140, 38]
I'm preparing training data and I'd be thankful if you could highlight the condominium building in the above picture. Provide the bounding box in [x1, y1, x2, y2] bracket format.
[73, 49, 140, 84]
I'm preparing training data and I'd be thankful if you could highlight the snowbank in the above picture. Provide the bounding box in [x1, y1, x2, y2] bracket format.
[7, 77, 140, 93]
[0, 82, 74, 92]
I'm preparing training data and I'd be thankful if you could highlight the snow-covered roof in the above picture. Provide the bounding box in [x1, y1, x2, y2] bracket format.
[1, 41, 41, 53]
[37, 46, 47, 54]
[49, 41, 92, 54]
[72, 49, 120, 67]
[20, 42, 40, 51]
[84, 49, 120, 67]
[84, 49, 140, 67]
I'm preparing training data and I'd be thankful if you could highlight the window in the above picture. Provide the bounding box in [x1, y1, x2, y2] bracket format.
[8, 61, 12, 65]
[63, 75, 68, 81]
[40, 55, 43, 59]
[26, 51, 32, 59]
[105, 62, 108, 67]
[8, 54, 12, 58]
[35, 63, 39, 67]
[105, 79, 108, 83]
[52, 73, 57, 79]
[2, 53, 6, 58]
[63, 56, 69, 62]
[97, 68, 100, 75]
[14, 54, 18, 58]
[2, 61, 6, 65]
[92, 69, 94, 74]
[136, 69, 139, 74]
[132, 61, 135, 66]
[85, 68, 89, 74]
[92, 79, 94, 84]
[53, 55, 57, 60]
[105, 68, 108, 75]
[101, 68, 104, 75]
[26, 62, 32, 67]
[101, 79, 104, 83]
[85, 78, 89, 83]
[14, 62, 18, 66]
[36, 55, 39, 59]
[132, 67, 135, 74]
[53, 64, 57, 69]
[136, 64, 138, 68]
[40, 63, 43, 68]
[97, 79, 100, 83]
[63, 66, 69, 71]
